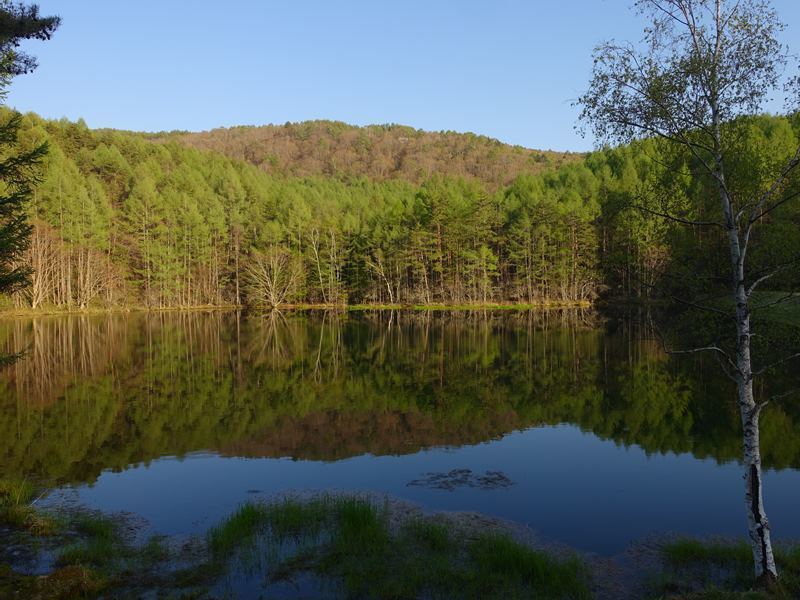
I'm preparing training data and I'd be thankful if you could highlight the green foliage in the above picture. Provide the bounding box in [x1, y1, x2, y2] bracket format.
[2, 110, 798, 310]
[0, 1, 59, 332]
[0, 3, 59, 84]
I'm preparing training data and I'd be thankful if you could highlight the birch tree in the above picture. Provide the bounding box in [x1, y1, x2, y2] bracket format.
[578, 0, 800, 583]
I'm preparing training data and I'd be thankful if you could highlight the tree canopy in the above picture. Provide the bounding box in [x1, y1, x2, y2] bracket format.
[2, 110, 797, 311]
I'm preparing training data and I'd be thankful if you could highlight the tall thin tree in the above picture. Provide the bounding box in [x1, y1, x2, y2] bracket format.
[579, 0, 800, 583]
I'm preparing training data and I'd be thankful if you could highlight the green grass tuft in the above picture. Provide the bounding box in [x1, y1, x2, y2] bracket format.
[72, 512, 116, 541]
[261, 497, 329, 538]
[468, 533, 590, 599]
[331, 497, 388, 553]
[0, 478, 62, 535]
[405, 519, 453, 553]
[663, 539, 752, 567]
[57, 538, 116, 569]
[207, 502, 271, 557]
[0, 478, 34, 509]
[140, 535, 170, 564]
[206, 496, 590, 599]
[660, 538, 800, 599]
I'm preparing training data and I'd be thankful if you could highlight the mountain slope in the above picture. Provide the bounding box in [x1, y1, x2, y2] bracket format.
[148, 120, 579, 190]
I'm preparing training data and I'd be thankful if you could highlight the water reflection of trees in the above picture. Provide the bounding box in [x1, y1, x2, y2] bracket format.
[0, 309, 798, 485]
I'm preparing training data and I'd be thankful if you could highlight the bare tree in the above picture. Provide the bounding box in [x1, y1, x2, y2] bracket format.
[366, 250, 395, 304]
[244, 247, 301, 308]
[26, 223, 57, 309]
[579, 0, 800, 583]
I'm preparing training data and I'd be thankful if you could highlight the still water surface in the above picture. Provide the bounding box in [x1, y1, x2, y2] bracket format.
[1, 310, 798, 554]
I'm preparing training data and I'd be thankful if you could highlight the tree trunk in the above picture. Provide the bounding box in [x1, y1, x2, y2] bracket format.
[709, 68, 779, 577]
[741, 403, 777, 582]
[722, 171, 778, 582]
[734, 275, 777, 582]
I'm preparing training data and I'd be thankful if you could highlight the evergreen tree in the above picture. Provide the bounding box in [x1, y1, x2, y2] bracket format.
[0, 2, 57, 358]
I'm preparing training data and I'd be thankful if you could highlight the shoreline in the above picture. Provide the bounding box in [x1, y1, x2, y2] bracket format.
[6, 487, 797, 599]
[0, 300, 592, 318]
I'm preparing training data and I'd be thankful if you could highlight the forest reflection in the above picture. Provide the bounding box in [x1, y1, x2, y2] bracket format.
[1, 309, 798, 486]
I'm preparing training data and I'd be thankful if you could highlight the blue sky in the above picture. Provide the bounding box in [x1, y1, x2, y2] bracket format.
[7, 0, 800, 151]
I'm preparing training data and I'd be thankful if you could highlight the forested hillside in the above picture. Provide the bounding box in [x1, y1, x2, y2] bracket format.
[3, 109, 799, 310]
[148, 121, 578, 190]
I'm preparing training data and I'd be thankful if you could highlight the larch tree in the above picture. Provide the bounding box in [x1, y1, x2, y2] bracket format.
[578, 0, 800, 583]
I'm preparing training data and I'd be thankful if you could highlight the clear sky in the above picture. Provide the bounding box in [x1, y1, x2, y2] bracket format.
[7, 0, 800, 151]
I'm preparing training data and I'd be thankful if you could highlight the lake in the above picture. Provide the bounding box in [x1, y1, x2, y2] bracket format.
[1, 310, 798, 555]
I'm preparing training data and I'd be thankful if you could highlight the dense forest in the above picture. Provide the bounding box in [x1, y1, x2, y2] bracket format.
[3, 109, 799, 310]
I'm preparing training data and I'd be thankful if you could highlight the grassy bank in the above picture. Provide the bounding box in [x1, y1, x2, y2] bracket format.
[5, 483, 800, 599]
[656, 538, 800, 599]
[0, 477, 176, 599]
[1, 485, 590, 599]
[205, 495, 590, 599]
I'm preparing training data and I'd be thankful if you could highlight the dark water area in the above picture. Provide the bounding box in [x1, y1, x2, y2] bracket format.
[1, 310, 799, 555]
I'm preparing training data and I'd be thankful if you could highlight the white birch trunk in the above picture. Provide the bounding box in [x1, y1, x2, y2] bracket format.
[719, 162, 778, 582]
